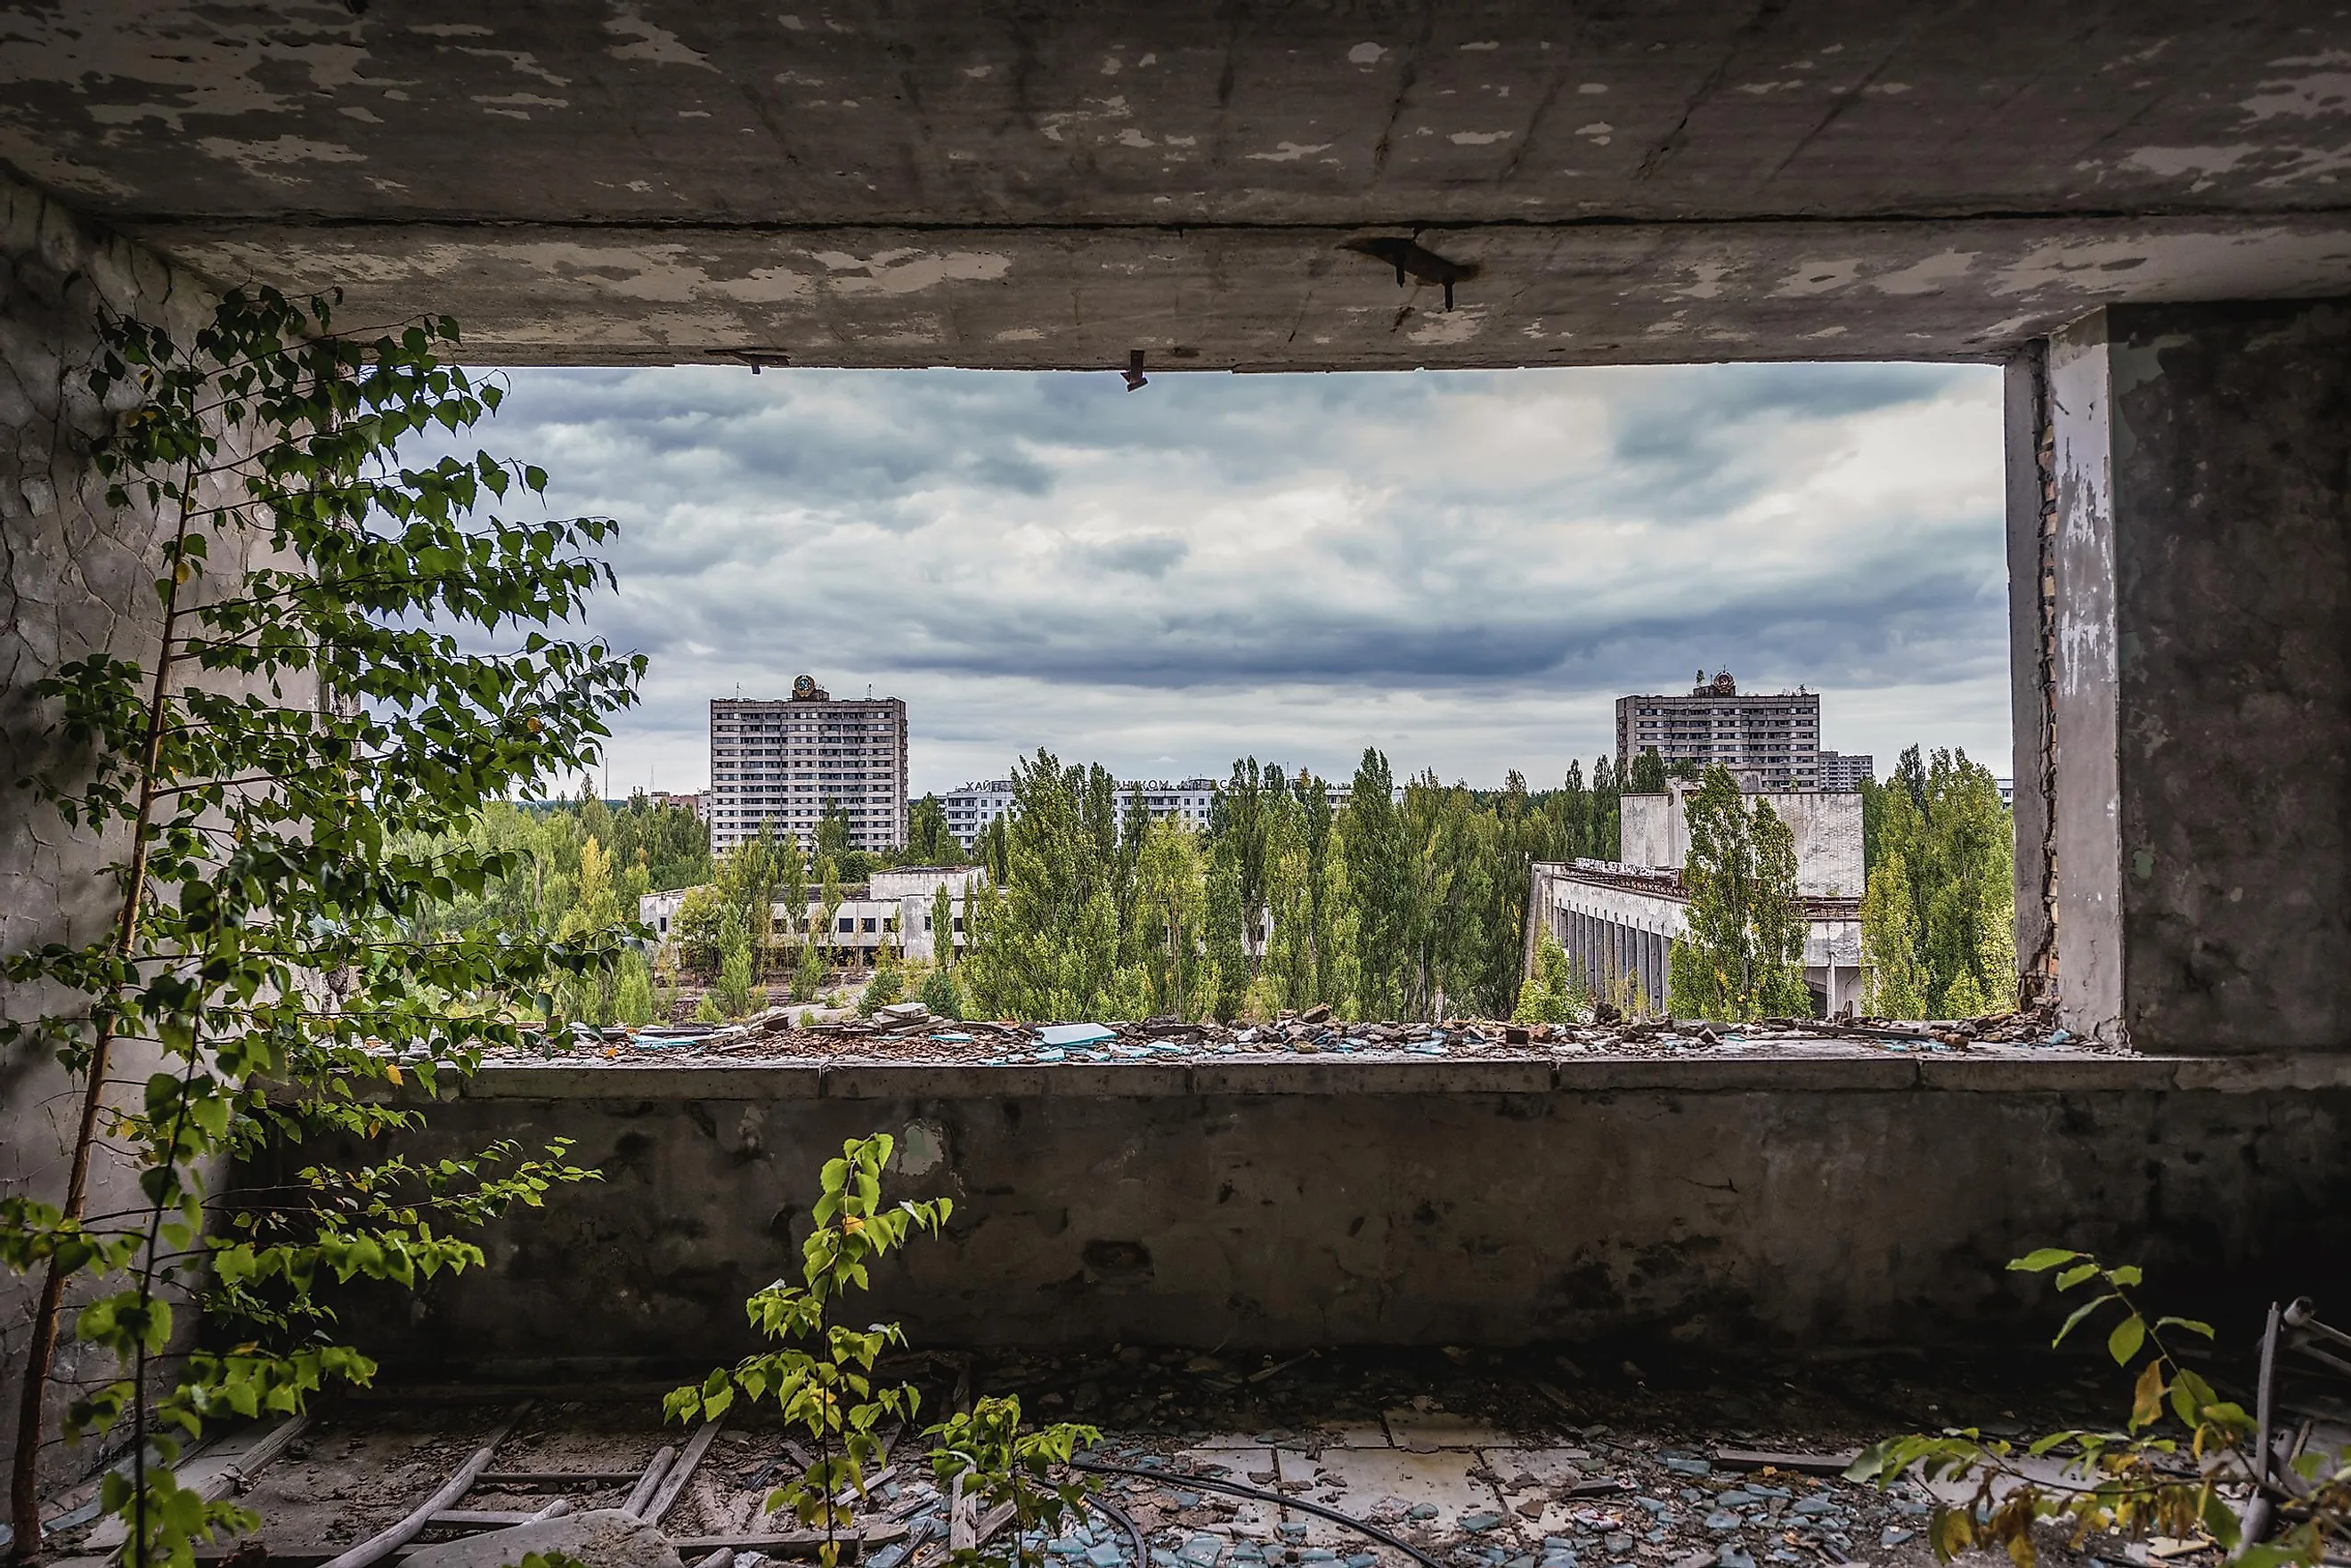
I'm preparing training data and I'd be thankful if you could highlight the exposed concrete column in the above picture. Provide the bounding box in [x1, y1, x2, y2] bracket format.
[2040, 301, 2351, 1052]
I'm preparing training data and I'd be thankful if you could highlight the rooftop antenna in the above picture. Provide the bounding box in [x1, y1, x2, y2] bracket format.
[866, 682, 875, 700]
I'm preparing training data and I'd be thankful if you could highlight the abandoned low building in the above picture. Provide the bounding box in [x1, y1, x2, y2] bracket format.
[1527, 780, 1867, 1015]
[639, 865, 985, 962]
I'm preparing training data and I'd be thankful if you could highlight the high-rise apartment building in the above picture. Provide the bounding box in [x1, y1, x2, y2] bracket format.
[1816, 751, 1875, 792]
[1615, 670, 1821, 791]
[708, 676, 907, 854]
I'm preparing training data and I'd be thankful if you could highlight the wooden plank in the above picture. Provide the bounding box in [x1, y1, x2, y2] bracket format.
[669, 1523, 911, 1555]
[319, 1403, 531, 1568]
[1712, 1447, 1861, 1476]
[623, 1444, 679, 1518]
[643, 1419, 727, 1525]
[87, 1414, 312, 1551]
[476, 1471, 641, 1486]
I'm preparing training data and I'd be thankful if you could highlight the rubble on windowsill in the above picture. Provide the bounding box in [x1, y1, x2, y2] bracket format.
[496, 1001, 2117, 1068]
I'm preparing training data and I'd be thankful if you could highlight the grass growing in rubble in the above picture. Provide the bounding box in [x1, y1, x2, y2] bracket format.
[666, 1132, 1098, 1568]
[1848, 1249, 2351, 1568]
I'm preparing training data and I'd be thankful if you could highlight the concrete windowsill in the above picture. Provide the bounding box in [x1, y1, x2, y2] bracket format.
[427, 1047, 2351, 1101]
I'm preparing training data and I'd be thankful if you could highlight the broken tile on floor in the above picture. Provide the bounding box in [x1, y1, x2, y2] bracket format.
[1303, 1446, 1509, 1545]
[1314, 1420, 1394, 1450]
[1384, 1408, 1517, 1452]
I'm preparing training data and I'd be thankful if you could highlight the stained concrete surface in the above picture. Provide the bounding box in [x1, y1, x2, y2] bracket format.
[2042, 299, 2351, 1051]
[4, 4, 2350, 365]
[259, 1057, 2351, 1369]
[0, 163, 235, 1489]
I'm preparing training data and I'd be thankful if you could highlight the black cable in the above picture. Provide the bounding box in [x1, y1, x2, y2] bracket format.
[1086, 1490, 1154, 1568]
[1070, 1458, 1449, 1568]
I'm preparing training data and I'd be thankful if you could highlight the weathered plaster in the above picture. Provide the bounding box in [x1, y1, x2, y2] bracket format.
[0, 167, 223, 1485]
[2043, 300, 2351, 1052]
[0, 4, 2347, 366]
[278, 1057, 2351, 1368]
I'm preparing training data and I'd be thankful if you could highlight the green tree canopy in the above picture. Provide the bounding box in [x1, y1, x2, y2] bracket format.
[1667, 768, 1810, 1020]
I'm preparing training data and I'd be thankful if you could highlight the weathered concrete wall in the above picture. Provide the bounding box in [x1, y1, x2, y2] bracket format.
[281, 1058, 2351, 1373]
[1621, 786, 1862, 898]
[7, 6, 2351, 366]
[0, 169, 217, 1482]
[2046, 302, 2351, 1052]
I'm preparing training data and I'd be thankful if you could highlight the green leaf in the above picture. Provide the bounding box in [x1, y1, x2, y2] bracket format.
[2052, 1293, 2116, 1348]
[2009, 1248, 2083, 1273]
[2107, 1313, 2146, 1367]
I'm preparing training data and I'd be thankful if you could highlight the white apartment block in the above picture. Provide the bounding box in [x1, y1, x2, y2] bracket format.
[708, 677, 907, 854]
[939, 775, 1347, 850]
[1615, 670, 1821, 792]
[941, 780, 1015, 848]
[1816, 750, 1876, 792]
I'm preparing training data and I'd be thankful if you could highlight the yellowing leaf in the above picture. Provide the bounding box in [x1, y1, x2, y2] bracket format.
[2130, 1358, 2167, 1430]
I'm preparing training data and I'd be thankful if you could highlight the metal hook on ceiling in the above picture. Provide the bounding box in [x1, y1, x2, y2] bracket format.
[1342, 235, 1479, 311]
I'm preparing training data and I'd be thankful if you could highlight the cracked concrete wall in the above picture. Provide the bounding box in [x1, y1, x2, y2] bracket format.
[273, 1068, 2351, 1369]
[0, 168, 218, 1483]
[2047, 301, 2351, 1052]
[4, 5, 2351, 365]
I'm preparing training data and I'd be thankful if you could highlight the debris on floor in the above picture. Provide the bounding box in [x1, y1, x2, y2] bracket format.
[43, 1341, 2322, 1568]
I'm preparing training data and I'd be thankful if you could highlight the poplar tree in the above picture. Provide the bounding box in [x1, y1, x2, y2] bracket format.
[1667, 768, 1809, 1020]
[1858, 746, 2015, 1018]
[1341, 748, 1411, 1019]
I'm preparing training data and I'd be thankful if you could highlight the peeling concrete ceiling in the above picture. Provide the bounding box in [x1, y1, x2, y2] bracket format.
[4, 1, 2348, 367]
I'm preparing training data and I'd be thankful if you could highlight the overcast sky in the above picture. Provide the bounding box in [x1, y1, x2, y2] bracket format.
[464, 361, 2013, 800]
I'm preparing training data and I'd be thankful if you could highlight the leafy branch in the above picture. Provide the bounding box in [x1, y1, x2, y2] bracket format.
[3, 286, 633, 1564]
[1849, 1249, 2351, 1568]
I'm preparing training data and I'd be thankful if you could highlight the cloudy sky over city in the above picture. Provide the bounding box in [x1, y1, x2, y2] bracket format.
[465, 361, 2012, 799]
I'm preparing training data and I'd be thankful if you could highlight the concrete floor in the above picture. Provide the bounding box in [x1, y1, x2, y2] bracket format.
[40, 1345, 2349, 1568]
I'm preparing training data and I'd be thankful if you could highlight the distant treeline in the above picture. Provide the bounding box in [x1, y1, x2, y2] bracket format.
[951, 748, 1636, 1023]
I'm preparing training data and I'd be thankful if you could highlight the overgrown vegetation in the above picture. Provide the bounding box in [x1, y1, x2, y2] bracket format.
[1851, 1249, 2349, 1568]
[952, 747, 1627, 1023]
[668, 1134, 1096, 1568]
[0, 290, 628, 1563]
[1859, 746, 2015, 1018]
[397, 792, 705, 1025]
[1666, 767, 1811, 1020]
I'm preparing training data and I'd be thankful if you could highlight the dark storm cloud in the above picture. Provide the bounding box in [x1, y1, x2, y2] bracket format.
[436, 362, 2009, 792]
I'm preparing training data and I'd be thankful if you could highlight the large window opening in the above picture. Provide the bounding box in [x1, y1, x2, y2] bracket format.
[430, 361, 2025, 1050]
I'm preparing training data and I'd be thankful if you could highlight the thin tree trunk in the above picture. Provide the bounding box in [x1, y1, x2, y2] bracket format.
[10, 487, 194, 1561]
